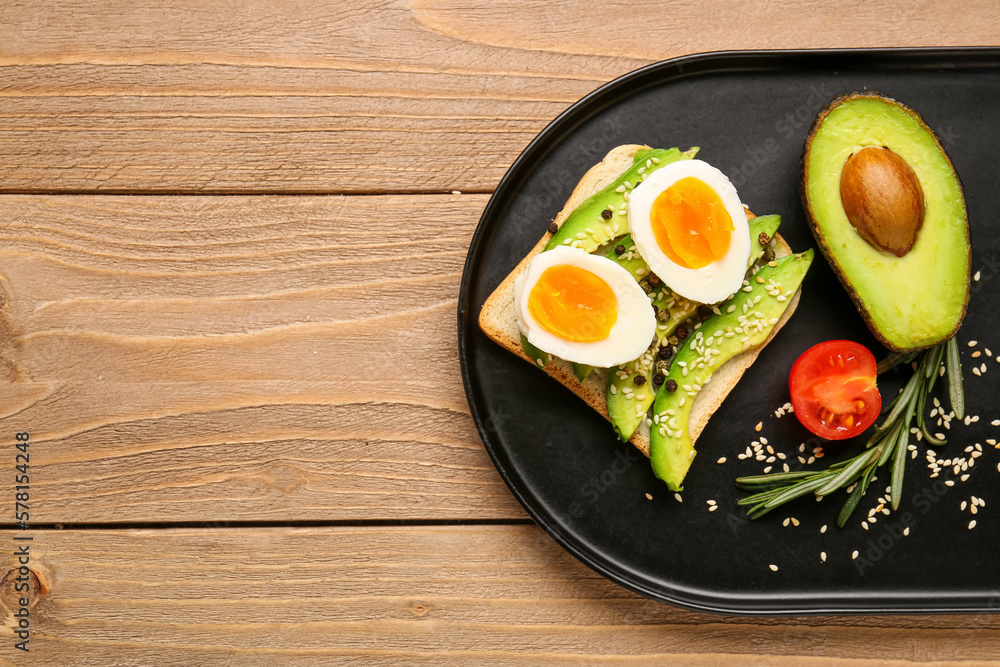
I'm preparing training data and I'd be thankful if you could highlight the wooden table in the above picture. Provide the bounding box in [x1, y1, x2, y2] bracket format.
[1, 2, 999, 664]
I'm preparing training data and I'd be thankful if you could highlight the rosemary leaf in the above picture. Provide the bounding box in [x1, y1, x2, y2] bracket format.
[837, 464, 877, 528]
[762, 476, 831, 508]
[890, 401, 914, 510]
[735, 470, 821, 489]
[817, 448, 879, 497]
[946, 337, 965, 419]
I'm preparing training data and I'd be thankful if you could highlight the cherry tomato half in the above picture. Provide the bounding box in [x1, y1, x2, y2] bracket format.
[789, 340, 882, 440]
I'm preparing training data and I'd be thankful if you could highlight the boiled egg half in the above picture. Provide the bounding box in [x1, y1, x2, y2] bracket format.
[513, 246, 657, 367]
[628, 159, 750, 304]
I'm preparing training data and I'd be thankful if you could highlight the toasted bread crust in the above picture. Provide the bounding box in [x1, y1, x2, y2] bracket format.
[478, 145, 801, 457]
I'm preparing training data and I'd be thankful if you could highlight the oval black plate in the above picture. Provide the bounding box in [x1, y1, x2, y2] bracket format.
[458, 48, 1000, 614]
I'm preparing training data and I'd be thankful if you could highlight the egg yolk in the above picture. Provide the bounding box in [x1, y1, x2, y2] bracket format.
[527, 264, 618, 342]
[650, 177, 734, 269]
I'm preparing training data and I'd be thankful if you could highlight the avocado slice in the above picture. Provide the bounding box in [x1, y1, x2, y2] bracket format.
[802, 93, 971, 351]
[545, 147, 698, 253]
[605, 215, 783, 442]
[649, 250, 814, 490]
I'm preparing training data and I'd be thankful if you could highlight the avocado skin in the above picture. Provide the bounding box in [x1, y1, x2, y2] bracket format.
[801, 93, 971, 352]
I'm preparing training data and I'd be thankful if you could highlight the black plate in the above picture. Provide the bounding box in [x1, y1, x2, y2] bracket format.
[458, 48, 1000, 614]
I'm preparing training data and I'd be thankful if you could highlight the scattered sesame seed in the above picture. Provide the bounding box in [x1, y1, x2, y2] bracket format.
[862, 522, 869, 530]
[791, 518, 800, 527]
[674, 493, 683, 503]
[975, 270, 982, 281]
[852, 551, 859, 560]
[769, 564, 778, 572]
[961, 501, 968, 511]
[973, 351, 982, 358]
[645, 493, 653, 500]
[820, 552, 827, 562]
[969, 520, 977, 530]
[755, 421, 763, 432]
[717, 457, 727, 464]
[969, 340, 978, 347]
[820, 525, 828, 534]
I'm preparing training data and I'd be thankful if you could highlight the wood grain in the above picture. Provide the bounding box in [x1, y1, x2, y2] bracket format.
[1, 1, 997, 193]
[0, 194, 530, 523]
[1, 524, 999, 665]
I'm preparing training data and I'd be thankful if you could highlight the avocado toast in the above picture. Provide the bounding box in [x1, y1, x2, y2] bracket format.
[479, 145, 811, 485]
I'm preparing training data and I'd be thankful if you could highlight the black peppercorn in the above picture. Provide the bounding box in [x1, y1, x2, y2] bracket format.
[658, 346, 673, 360]
[601, 209, 613, 220]
[547, 222, 558, 234]
[614, 244, 625, 255]
[676, 326, 689, 340]
[633, 374, 646, 386]
[664, 379, 678, 392]
[648, 273, 660, 286]
[758, 232, 771, 247]
[652, 373, 665, 386]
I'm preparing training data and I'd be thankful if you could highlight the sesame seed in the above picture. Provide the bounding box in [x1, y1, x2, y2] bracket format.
[975, 270, 982, 281]
[820, 525, 828, 534]
[645, 493, 653, 500]
[969, 520, 978, 530]
[969, 340, 978, 347]
[755, 421, 763, 432]
[769, 564, 778, 572]
[852, 551, 859, 559]
[674, 493, 683, 503]
[961, 501, 968, 511]
[820, 552, 827, 562]
[973, 351, 982, 358]
[903, 527, 910, 536]
[717, 457, 727, 464]
[708, 505, 718, 512]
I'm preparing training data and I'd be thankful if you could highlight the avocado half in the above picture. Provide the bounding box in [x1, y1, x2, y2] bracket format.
[801, 93, 971, 352]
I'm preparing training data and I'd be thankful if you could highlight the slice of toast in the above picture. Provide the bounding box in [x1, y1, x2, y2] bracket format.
[478, 145, 802, 457]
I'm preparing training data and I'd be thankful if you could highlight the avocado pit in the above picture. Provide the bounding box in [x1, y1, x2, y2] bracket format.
[839, 146, 925, 257]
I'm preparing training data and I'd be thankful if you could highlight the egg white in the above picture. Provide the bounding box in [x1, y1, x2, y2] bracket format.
[513, 246, 657, 367]
[628, 159, 751, 304]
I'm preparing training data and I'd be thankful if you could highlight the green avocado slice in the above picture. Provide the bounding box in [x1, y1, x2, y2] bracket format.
[545, 147, 698, 253]
[605, 215, 783, 442]
[802, 93, 970, 351]
[649, 249, 814, 490]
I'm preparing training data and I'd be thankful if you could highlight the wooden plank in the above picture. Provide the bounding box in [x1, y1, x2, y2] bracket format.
[2, 524, 1000, 664]
[0, 193, 530, 522]
[1, 1, 998, 193]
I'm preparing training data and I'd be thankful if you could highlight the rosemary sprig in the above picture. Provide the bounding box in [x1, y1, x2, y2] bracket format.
[736, 337, 965, 527]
